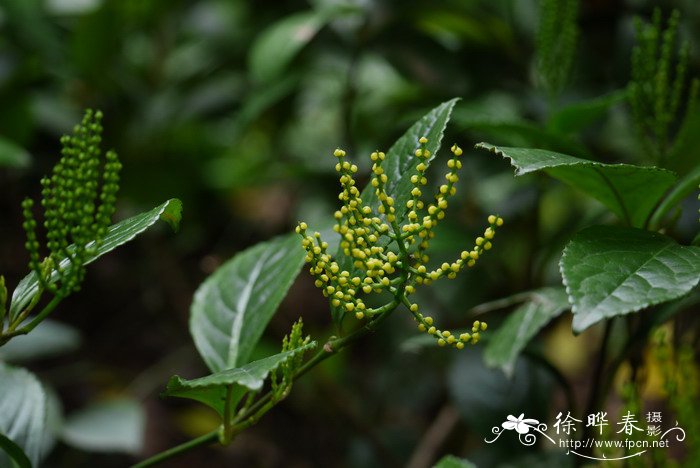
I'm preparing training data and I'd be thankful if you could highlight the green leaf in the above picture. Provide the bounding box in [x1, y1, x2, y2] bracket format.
[9, 199, 182, 323]
[560, 225, 700, 333]
[433, 455, 477, 468]
[483, 287, 569, 375]
[0, 319, 80, 363]
[190, 233, 306, 373]
[361, 98, 460, 225]
[164, 342, 316, 416]
[0, 434, 31, 468]
[476, 143, 677, 227]
[61, 398, 145, 454]
[248, 11, 326, 84]
[547, 90, 627, 134]
[0, 137, 30, 169]
[0, 364, 50, 466]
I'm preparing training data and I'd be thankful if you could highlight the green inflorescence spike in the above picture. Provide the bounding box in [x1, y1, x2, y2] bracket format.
[21, 109, 122, 297]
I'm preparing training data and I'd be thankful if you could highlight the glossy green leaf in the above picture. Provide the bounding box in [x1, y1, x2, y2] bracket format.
[249, 11, 326, 84]
[433, 455, 477, 468]
[0, 364, 50, 467]
[477, 143, 677, 227]
[0, 319, 81, 363]
[561, 225, 700, 332]
[61, 398, 145, 454]
[484, 287, 569, 375]
[164, 342, 316, 416]
[0, 137, 30, 169]
[190, 233, 306, 373]
[9, 199, 182, 322]
[0, 434, 31, 468]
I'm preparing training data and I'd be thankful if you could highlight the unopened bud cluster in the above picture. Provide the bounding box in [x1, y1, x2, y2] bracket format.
[21, 109, 121, 296]
[296, 136, 503, 349]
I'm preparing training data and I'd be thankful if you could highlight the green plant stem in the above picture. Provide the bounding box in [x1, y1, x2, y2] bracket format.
[132, 301, 400, 468]
[131, 429, 219, 468]
[578, 320, 613, 460]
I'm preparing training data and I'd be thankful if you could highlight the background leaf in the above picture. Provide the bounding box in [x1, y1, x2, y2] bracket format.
[9, 198, 182, 322]
[61, 398, 145, 454]
[190, 233, 306, 373]
[476, 143, 677, 227]
[0, 319, 81, 363]
[560, 225, 700, 332]
[249, 11, 326, 84]
[433, 455, 477, 468]
[0, 136, 30, 169]
[165, 342, 316, 416]
[0, 433, 31, 468]
[547, 90, 627, 134]
[0, 364, 50, 467]
[483, 287, 569, 376]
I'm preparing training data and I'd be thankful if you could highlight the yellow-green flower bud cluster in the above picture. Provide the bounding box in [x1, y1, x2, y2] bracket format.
[21, 109, 121, 296]
[409, 302, 487, 349]
[296, 137, 502, 349]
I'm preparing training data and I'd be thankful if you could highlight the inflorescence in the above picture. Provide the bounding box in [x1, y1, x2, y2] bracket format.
[21, 109, 121, 297]
[296, 137, 503, 349]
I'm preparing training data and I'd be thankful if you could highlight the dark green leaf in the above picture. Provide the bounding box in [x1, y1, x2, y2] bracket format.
[9, 199, 182, 322]
[484, 287, 569, 375]
[547, 90, 627, 134]
[190, 233, 306, 373]
[0, 434, 31, 468]
[458, 118, 590, 158]
[61, 398, 145, 454]
[561, 225, 700, 332]
[0, 364, 50, 466]
[433, 455, 477, 468]
[165, 342, 316, 416]
[476, 143, 677, 227]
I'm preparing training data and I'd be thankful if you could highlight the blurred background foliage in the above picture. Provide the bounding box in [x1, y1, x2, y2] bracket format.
[0, 0, 699, 466]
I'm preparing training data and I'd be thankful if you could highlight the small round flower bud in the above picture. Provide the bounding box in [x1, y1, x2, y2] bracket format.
[437, 338, 446, 347]
[419, 136, 428, 144]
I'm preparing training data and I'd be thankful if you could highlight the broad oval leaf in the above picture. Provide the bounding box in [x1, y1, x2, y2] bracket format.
[476, 143, 677, 228]
[190, 233, 306, 373]
[9, 198, 182, 322]
[483, 287, 570, 375]
[61, 398, 145, 454]
[0, 364, 50, 466]
[165, 342, 316, 416]
[561, 225, 700, 333]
